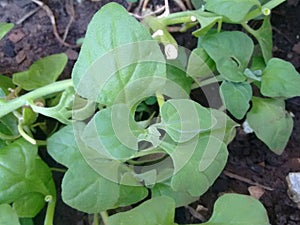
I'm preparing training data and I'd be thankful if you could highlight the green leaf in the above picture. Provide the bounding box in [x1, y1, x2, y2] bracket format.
[19, 218, 34, 225]
[22, 107, 38, 126]
[0, 23, 14, 40]
[186, 48, 216, 80]
[0, 139, 55, 215]
[0, 204, 20, 225]
[202, 31, 254, 82]
[261, 58, 300, 98]
[201, 194, 269, 225]
[108, 196, 177, 225]
[247, 97, 293, 154]
[0, 75, 15, 96]
[220, 81, 252, 119]
[13, 53, 67, 91]
[82, 104, 142, 160]
[165, 135, 228, 196]
[47, 125, 148, 213]
[0, 113, 19, 140]
[205, 0, 261, 22]
[13, 193, 45, 217]
[160, 99, 216, 143]
[72, 3, 166, 105]
[250, 16, 273, 63]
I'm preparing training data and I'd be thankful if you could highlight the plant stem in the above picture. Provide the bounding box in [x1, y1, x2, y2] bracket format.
[100, 211, 109, 225]
[0, 79, 73, 118]
[50, 167, 67, 173]
[44, 196, 56, 225]
[93, 213, 99, 225]
[244, 0, 285, 21]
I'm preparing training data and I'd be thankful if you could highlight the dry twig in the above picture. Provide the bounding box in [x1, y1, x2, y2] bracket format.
[223, 170, 274, 191]
[30, 0, 80, 48]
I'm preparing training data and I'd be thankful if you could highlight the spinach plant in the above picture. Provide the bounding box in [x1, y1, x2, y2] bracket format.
[0, 0, 299, 224]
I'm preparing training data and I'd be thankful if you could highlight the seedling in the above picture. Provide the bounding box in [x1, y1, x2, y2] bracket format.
[0, 1, 299, 224]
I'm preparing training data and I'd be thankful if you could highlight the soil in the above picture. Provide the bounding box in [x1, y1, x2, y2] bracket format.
[0, 0, 299, 225]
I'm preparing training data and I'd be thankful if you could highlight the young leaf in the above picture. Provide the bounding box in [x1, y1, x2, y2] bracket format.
[201, 194, 269, 225]
[202, 31, 254, 82]
[47, 125, 148, 213]
[13, 53, 67, 91]
[0, 22, 14, 40]
[261, 58, 300, 98]
[220, 81, 252, 119]
[72, 3, 166, 105]
[160, 99, 216, 143]
[108, 196, 177, 225]
[0, 204, 20, 225]
[205, 0, 261, 22]
[247, 97, 293, 154]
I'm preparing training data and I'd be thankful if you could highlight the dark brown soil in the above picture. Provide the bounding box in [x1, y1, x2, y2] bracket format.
[0, 1, 299, 225]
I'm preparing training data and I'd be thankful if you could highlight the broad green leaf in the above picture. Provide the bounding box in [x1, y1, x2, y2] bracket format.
[247, 97, 293, 154]
[82, 104, 142, 160]
[108, 196, 177, 225]
[47, 125, 148, 213]
[0, 204, 20, 225]
[201, 194, 269, 225]
[160, 99, 216, 143]
[0, 23, 14, 40]
[261, 58, 300, 98]
[13, 193, 45, 217]
[152, 183, 198, 207]
[13, 53, 67, 91]
[0, 75, 15, 96]
[202, 31, 254, 82]
[72, 3, 166, 105]
[187, 48, 216, 80]
[220, 81, 252, 119]
[250, 16, 273, 62]
[205, 0, 261, 22]
[0, 139, 55, 214]
[167, 135, 228, 196]
[0, 113, 19, 140]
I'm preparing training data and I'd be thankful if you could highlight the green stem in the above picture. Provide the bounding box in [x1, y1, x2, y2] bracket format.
[50, 167, 67, 173]
[44, 196, 56, 225]
[93, 213, 99, 225]
[241, 22, 257, 37]
[244, 0, 285, 21]
[0, 79, 73, 118]
[100, 211, 109, 225]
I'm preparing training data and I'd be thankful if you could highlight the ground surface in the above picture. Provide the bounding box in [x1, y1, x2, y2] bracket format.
[0, 0, 299, 224]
